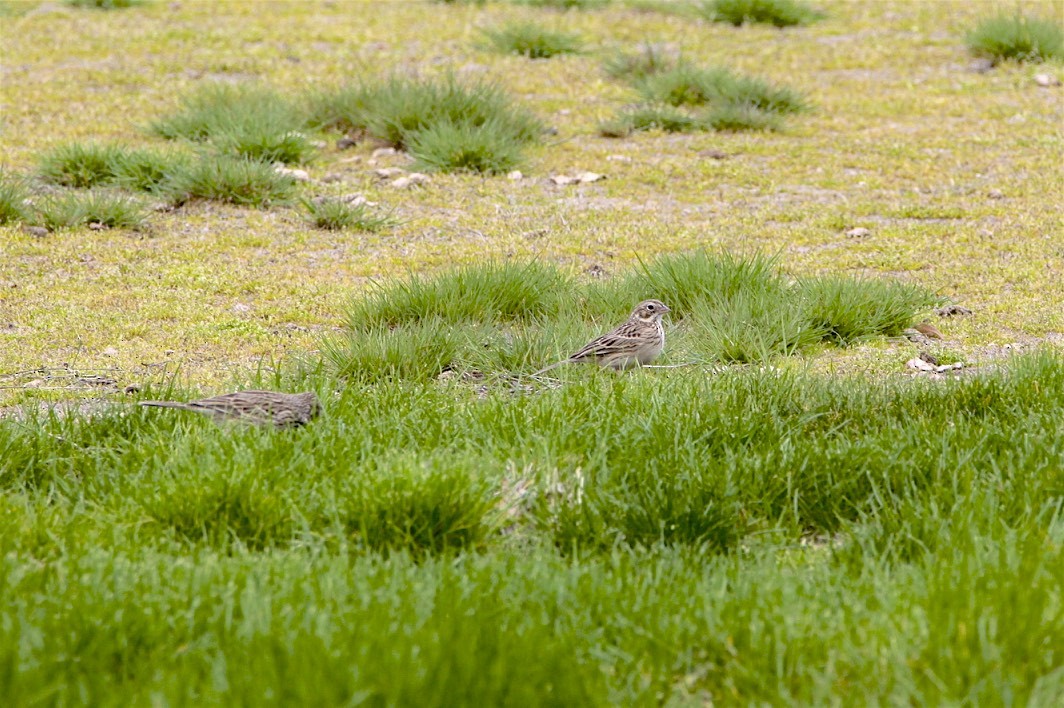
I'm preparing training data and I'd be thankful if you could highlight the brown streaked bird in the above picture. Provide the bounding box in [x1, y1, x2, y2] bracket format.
[138, 391, 322, 428]
[532, 299, 670, 377]
[914, 320, 943, 340]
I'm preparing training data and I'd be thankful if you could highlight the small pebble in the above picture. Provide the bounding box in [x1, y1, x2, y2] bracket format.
[845, 227, 871, 238]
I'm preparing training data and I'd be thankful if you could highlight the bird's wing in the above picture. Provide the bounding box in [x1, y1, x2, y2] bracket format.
[568, 331, 642, 362]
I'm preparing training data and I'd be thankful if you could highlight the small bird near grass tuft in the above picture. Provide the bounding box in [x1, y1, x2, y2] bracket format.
[532, 299, 670, 377]
[139, 390, 321, 428]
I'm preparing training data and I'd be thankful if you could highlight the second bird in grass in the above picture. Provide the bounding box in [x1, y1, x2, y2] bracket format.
[139, 390, 322, 428]
[532, 299, 671, 377]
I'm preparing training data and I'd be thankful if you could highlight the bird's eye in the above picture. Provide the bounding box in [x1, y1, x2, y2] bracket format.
[646, 303, 655, 310]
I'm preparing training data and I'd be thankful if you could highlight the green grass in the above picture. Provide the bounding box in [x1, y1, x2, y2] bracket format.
[301, 197, 394, 231]
[482, 23, 585, 59]
[306, 76, 542, 173]
[150, 83, 314, 164]
[637, 64, 807, 113]
[407, 118, 527, 173]
[3, 1, 1063, 703]
[967, 13, 1063, 65]
[602, 62, 807, 134]
[34, 190, 149, 231]
[326, 253, 942, 375]
[602, 44, 678, 81]
[2, 351, 1062, 703]
[38, 142, 125, 188]
[699, 0, 824, 27]
[163, 155, 298, 208]
[38, 142, 190, 193]
[0, 171, 32, 224]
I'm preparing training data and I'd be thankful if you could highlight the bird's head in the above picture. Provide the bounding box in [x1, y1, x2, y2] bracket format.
[632, 299, 670, 322]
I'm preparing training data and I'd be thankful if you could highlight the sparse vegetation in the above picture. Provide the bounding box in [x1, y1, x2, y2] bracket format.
[967, 13, 1063, 65]
[698, 0, 824, 27]
[301, 197, 393, 231]
[482, 23, 585, 58]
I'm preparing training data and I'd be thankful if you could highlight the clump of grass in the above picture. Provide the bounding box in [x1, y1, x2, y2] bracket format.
[323, 319, 466, 382]
[150, 83, 313, 164]
[637, 65, 806, 113]
[603, 62, 807, 135]
[38, 143, 191, 194]
[602, 44, 677, 81]
[146, 472, 294, 551]
[301, 197, 393, 231]
[704, 102, 783, 131]
[163, 155, 297, 208]
[698, 0, 824, 27]
[598, 105, 700, 137]
[35, 191, 148, 231]
[38, 143, 125, 188]
[799, 276, 944, 345]
[0, 172, 33, 224]
[306, 76, 542, 174]
[482, 23, 584, 59]
[406, 119, 525, 173]
[966, 13, 1063, 65]
[337, 456, 498, 555]
[111, 148, 190, 194]
[344, 261, 572, 331]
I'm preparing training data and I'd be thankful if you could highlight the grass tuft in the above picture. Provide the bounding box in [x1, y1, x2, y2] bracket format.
[38, 143, 125, 188]
[966, 13, 1063, 65]
[699, 0, 824, 27]
[150, 83, 313, 164]
[0, 171, 33, 224]
[39, 143, 192, 193]
[344, 260, 571, 331]
[307, 76, 542, 173]
[301, 197, 393, 231]
[323, 319, 466, 382]
[482, 23, 584, 58]
[602, 43, 677, 81]
[406, 119, 526, 173]
[603, 62, 807, 135]
[35, 191, 148, 231]
[337, 456, 498, 554]
[799, 276, 944, 344]
[163, 155, 298, 208]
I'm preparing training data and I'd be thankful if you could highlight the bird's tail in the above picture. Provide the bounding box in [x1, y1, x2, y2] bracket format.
[138, 400, 191, 410]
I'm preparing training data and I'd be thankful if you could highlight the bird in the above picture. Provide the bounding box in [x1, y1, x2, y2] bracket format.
[914, 320, 943, 340]
[532, 299, 670, 377]
[138, 390, 322, 428]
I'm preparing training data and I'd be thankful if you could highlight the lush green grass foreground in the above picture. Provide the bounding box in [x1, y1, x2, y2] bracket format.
[3, 343, 1063, 702]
